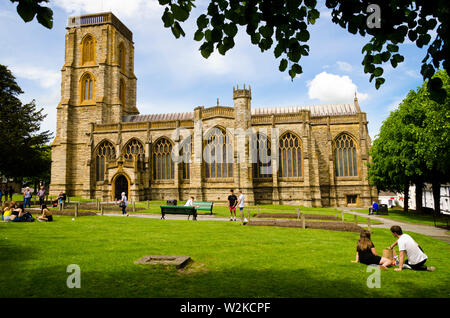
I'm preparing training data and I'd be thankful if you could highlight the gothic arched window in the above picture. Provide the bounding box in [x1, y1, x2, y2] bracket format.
[81, 34, 95, 64]
[180, 135, 192, 180]
[334, 134, 358, 177]
[152, 137, 174, 180]
[123, 138, 145, 170]
[278, 132, 302, 178]
[119, 79, 125, 104]
[251, 132, 272, 178]
[95, 140, 116, 181]
[204, 127, 233, 178]
[81, 73, 94, 102]
[118, 42, 126, 73]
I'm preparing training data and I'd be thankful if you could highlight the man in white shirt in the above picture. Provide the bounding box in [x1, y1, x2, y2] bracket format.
[389, 225, 435, 272]
[184, 196, 195, 207]
[237, 190, 247, 223]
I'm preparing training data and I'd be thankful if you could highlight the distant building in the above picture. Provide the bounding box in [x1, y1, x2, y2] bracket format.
[379, 184, 450, 214]
[378, 191, 404, 209]
[408, 184, 450, 214]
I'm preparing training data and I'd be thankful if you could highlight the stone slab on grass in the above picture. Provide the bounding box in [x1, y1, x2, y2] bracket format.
[134, 255, 192, 269]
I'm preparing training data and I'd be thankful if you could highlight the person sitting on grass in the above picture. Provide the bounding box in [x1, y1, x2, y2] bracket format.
[351, 229, 394, 270]
[37, 204, 53, 222]
[9, 203, 28, 222]
[389, 225, 435, 272]
[2, 202, 12, 222]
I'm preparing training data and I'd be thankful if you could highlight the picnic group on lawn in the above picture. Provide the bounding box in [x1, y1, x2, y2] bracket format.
[352, 226, 435, 272]
[1, 185, 53, 223]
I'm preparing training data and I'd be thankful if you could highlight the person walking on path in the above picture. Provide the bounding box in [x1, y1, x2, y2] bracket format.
[228, 189, 238, 221]
[23, 187, 32, 208]
[237, 190, 246, 222]
[119, 192, 128, 216]
[37, 186, 46, 207]
[389, 225, 435, 272]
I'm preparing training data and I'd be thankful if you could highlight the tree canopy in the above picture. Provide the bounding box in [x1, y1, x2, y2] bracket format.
[368, 69, 450, 213]
[9, 0, 449, 103]
[0, 64, 52, 181]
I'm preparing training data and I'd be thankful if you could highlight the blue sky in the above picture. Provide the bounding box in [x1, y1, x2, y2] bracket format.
[0, 0, 429, 140]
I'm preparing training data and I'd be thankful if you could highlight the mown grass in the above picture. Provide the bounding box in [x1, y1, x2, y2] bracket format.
[352, 207, 449, 228]
[0, 215, 448, 298]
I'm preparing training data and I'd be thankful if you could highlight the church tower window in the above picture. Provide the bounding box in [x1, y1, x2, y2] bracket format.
[81, 34, 95, 64]
[81, 73, 94, 102]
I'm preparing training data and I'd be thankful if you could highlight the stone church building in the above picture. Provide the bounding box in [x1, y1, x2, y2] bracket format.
[50, 12, 377, 207]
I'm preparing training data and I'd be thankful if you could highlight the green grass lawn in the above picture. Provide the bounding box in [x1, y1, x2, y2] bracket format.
[352, 207, 449, 228]
[0, 215, 448, 298]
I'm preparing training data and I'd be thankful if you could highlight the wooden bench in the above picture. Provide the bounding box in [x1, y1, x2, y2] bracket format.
[192, 201, 213, 215]
[160, 205, 197, 220]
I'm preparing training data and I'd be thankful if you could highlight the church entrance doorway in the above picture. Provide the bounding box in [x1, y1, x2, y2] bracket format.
[114, 175, 128, 200]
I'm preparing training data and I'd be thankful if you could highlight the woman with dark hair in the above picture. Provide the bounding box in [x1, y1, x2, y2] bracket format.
[9, 202, 27, 221]
[37, 204, 53, 222]
[351, 230, 393, 269]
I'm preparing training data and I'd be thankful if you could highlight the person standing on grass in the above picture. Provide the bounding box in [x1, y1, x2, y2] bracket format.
[228, 189, 238, 221]
[23, 187, 32, 208]
[37, 186, 46, 207]
[119, 192, 128, 216]
[237, 190, 245, 221]
[8, 186, 13, 201]
[351, 230, 393, 269]
[389, 225, 435, 272]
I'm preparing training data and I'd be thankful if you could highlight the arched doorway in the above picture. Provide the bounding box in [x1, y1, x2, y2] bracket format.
[114, 175, 128, 200]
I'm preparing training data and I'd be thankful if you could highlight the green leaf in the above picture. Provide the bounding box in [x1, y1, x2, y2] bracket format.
[17, 1, 36, 22]
[296, 30, 310, 42]
[194, 30, 204, 41]
[36, 6, 53, 29]
[292, 63, 303, 74]
[373, 67, 384, 77]
[171, 4, 190, 22]
[279, 59, 288, 72]
[375, 77, 385, 89]
[197, 14, 209, 29]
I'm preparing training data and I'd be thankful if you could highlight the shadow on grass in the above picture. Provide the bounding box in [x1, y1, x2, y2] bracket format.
[1, 261, 448, 298]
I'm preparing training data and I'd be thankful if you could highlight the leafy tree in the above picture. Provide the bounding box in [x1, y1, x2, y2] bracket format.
[0, 64, 52, 182]
[9, 0, 448, 102]
[9, 0, 53, 28]
[369, 70, 450, 214]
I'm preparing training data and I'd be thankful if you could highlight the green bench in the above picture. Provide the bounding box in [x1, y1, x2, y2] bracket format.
[160, 205, 197, 220]
[192, 201, 214, 215]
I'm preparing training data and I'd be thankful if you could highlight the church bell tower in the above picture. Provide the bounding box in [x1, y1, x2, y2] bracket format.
[50, 12, 138, 196]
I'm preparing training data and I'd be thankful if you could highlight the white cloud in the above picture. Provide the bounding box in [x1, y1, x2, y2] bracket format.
[336, 61, 353, 73]
[52, 0, 161, 19]
[9, 64, 60, 89]
[307, 72, 368, 103]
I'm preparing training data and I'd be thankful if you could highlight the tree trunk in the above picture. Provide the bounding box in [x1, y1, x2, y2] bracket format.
[403, 182, 409, 213]
[415, 180, 423, 214]
[431, 180, 441, 215]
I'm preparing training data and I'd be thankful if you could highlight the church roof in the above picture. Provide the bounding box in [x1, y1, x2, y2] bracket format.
[251, 103, 358, 117]
[123, 103, 358, 122]
[123, 112, 194, 122]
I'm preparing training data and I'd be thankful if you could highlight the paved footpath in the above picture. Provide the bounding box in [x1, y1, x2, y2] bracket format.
[100, 209, 449, 243]
[341, 208, 450, 243]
